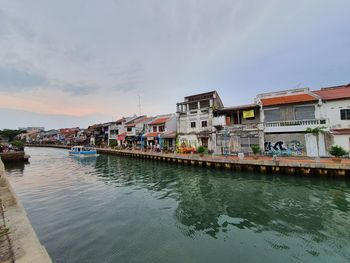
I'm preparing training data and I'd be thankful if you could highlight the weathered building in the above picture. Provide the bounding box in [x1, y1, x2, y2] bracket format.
[176, 91, 224, 151]
[314, 84, 350, 153]
[257, 88, 329, 157]
[212, 104, 264, 155]
[143, 114, 177, 150]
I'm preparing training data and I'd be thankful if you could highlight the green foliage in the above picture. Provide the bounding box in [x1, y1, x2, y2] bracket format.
[197, 145, 205, 154]
[10, 140, 24, 150]
[251, 144, 261, 154]
[305, 126, 327, 136]
[0, 129, 25, 141]
[109, 140, 118, 148]
[329, 145, 348, 157]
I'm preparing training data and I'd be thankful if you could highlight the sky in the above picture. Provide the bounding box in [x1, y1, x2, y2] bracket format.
[0, 0, 350, 129]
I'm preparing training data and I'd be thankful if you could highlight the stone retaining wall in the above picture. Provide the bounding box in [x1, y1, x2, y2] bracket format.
[27, 144, 350, 178]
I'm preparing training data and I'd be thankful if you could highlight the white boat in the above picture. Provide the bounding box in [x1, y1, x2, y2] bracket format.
[69, 146, 98, 157]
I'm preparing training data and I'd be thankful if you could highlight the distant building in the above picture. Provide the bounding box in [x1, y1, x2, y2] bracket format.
[143, 114, 177, 150]
[19, 127, 45, 132]
[176, 91, 224, 151]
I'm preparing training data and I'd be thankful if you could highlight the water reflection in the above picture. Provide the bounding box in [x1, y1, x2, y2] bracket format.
[95, 155, 350, 245]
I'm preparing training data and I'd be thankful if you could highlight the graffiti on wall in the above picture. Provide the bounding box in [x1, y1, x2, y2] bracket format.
[264, 140, 305, 156]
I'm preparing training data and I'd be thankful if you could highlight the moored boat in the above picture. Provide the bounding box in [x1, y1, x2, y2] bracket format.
[69, 146, 98, 157]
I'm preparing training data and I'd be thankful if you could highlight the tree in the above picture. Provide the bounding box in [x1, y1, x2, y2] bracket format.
[0, 129, 25, 142]
[305, 126, 327, 158]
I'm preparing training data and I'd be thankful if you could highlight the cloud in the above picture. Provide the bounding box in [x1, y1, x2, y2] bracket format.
[0, 67, 47, 91]
[54, 82, 98, 96]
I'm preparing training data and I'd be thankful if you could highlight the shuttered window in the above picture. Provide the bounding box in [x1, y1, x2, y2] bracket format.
[295, 106, 315, 120]
[264, 109, 280, 122]
[340, 109, 350, 120]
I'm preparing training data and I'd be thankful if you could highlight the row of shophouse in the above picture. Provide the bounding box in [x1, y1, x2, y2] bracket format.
[20, 83, 350, 157]
[176, 83, 350, 157]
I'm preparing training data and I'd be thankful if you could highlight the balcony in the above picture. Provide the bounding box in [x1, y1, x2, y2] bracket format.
[264, 119, 328, 133]
[213, 116, 226, 127]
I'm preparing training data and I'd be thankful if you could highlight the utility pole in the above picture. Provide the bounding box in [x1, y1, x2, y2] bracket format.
[138, 94, 141, 116]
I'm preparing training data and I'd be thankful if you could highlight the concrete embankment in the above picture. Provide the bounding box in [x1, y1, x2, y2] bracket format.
[0, 158, 51, 263]
[29, 145, 350, 178]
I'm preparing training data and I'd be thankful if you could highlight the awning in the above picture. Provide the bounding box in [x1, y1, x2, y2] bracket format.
[117, 132, 126, 141]
[143, 132, 160, 138]
[161, 132, 176, 139]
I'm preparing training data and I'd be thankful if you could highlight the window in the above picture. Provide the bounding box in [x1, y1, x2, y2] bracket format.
[202, 121, 208, 127]
[264, 109, 281, 122]
[295, 106, 315, 120]
[191, 122, 196, 128]
[200, 100, 210, 109]
[159, 125, 165, 132]
[340, 109, 350, 120]
[153, 126, 157, 132]
[127, 127, 132, 132]
[189, 102, 198, 110]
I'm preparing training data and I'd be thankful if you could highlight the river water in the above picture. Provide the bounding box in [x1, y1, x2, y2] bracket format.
[5, 147, 350, 263]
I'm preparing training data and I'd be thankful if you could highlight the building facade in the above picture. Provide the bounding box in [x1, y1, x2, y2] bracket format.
[143, 114, 176, 150]
[257, 88, 330, 157]
[176, 91, 224, 151]
[314, 84, 350, 154]
[212, 104, 264, 155]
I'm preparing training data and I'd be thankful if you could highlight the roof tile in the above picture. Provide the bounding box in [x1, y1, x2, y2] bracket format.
[261, 93, 317, 106]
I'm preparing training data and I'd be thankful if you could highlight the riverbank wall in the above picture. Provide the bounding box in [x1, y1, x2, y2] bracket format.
[0, 152, 30, 163]
[0, 158, 52, 263]
[28, 145, 350, 178]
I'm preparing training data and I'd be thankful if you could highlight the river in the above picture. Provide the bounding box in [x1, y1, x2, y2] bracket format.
[5, 147, 350, 263]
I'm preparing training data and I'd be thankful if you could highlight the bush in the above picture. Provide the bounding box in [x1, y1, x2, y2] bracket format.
[109, 140, 118, 148]
[251, 144, 261, 155]
[329, 145, 348, 157]
[10, 140, 24, 150]
[197, 145, 205, 154]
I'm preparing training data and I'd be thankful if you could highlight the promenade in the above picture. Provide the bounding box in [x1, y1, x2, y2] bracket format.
[0, 159, 52, 263]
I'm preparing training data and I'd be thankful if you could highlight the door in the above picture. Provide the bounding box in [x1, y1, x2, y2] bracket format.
[201, 138, 208, 147]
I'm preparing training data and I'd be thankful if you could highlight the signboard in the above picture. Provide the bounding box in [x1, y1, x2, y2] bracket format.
[243, 110, 255, 119]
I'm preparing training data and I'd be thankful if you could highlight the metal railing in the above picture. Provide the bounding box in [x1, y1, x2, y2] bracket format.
[265, 119, 327, 128]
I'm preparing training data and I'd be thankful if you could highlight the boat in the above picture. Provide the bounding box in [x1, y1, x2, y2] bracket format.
[69, 146, 98, 157]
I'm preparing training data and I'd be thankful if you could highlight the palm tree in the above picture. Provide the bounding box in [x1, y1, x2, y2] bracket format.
[305, 126, 327, 160]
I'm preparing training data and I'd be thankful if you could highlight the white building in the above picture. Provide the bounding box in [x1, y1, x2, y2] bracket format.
[314, 84, 350, 153]
[257, 88, 329, 157]
[176, 91, 224, 151]
[143, 114, 177, 150]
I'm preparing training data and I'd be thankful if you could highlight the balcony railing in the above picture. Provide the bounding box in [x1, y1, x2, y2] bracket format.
[265, 119, 327, 128]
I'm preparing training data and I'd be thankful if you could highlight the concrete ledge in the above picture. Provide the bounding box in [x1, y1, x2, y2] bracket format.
[27, 144, 350, 178]
[0, 158, 52, 263]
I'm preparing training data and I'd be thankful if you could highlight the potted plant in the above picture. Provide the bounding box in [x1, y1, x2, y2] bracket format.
[197, 145, 205, 157]
[251, 144, 261, 160]
[329, 145, 348, 163]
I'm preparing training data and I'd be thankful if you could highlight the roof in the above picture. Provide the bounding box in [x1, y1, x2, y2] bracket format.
[313, 84, 350, 101]
[216, 103, 258, 113]
[332, 128, 350, 135]
[161, 131, 176, 138]
[260, 93, 317, 106]
[184, 90, 217, 99]
[125, 117, 151, 127]
[149, 117, 170, 125]
[143, 132, 161, 137]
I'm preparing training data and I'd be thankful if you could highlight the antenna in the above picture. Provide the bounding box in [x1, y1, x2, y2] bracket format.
[138, 94, 141, 115]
